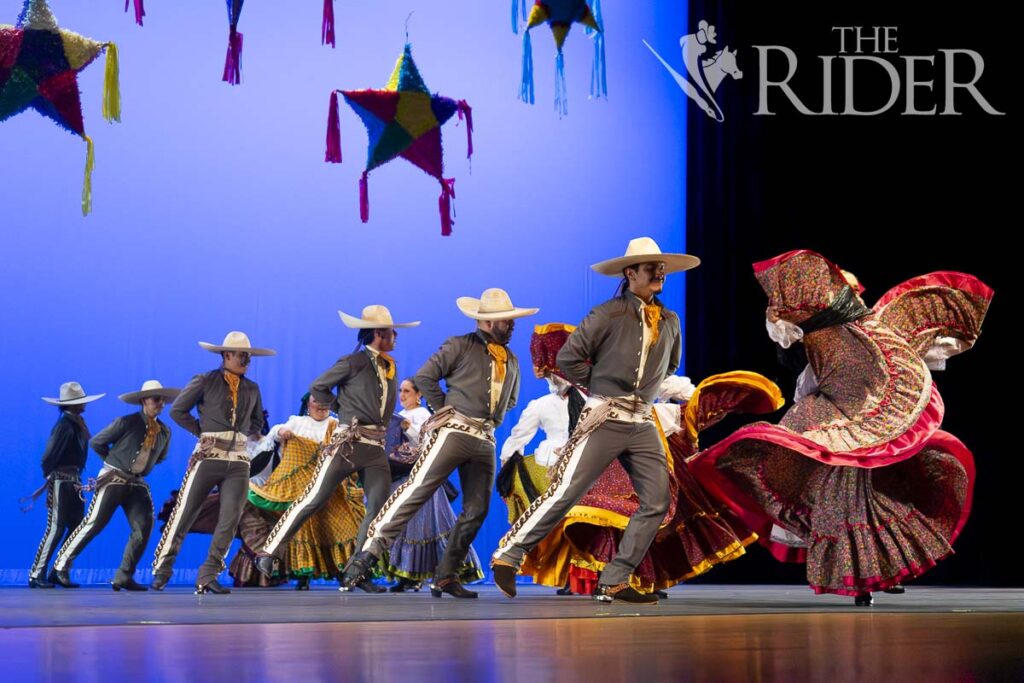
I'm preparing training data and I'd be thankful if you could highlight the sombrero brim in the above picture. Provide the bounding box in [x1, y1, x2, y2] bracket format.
[456, 297, 539, 321]
[338, 311, 421, 329]
[198, 342, 276, 356]
[591, 253, 701, 276]
[118, 388, 182, 404]
[42, 393, 106, 406]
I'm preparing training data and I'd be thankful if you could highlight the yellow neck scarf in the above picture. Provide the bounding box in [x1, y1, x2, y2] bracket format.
[643, 304, 662, 347]
[487, 343, 508, 381]
[141, 415, 159, 451]
[223, 371, 240, 412]
[376, 351, 396, 380]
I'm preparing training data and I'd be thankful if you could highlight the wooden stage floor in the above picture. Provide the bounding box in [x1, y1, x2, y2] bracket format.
[2, 585, 1022, 681]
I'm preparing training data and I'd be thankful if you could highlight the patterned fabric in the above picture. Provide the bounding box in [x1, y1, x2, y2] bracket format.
[692, 250, 993, 596]
[248, 423, 365, 578]
[529, 323, 576, 379]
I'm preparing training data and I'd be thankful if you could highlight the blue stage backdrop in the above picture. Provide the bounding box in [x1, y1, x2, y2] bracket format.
[0, 1, 687, 584]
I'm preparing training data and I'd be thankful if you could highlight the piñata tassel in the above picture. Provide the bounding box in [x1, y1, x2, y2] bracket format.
[456, 100, 473, 162]
[439, 178, 456, 236]
[554, 51, 568, 117]
[102, 42, 121, 123]
[222, 28, 243, 85]
[322, 0, 336, 48]
[590, 33, 607, 99]
[325, 91, 342, 163]
[588, 0, 607, 99]
[511, 0, 519, 33]
[82, 135, 95, 216]
[585, 0, 600, 36]
[519, 30, 535, 104]
[125, 0, 145, 26]
[359, 171, 369, 223]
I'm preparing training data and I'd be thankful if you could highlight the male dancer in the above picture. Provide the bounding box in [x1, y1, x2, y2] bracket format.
[255, 306, 418, 593]
[342, 289, 537, 598]
[153, 331, 273, 594]
[30, 382, 104, 588]
[51, 381, 180, 591]
[491, 237, 698, 604]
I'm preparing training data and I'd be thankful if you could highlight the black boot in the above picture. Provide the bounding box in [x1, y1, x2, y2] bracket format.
[882, 584, 905, 594]
[340, 551, 379, 590]
[854, 593, 873, 607]
[491, 561, 518, 599]
[355, 578, 386, 593]
[295, 575, 311, 591]
[389, 577, 420, 593]
[195, 579, 231, 595]
[555, 581, 574, 596]
[112, 577, 149, 592]
[593, 583, 658, 604]
[28, 575, 54, 589]
[150, 574, 170, 591]
[254, 554, 278, 579]
[49, 569, 79, 588]
[430, 577, 478, 599]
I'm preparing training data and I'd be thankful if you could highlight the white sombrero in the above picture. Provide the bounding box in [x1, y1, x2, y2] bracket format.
[118, 380, 182, 405]
[456, 288, 539, 321]
[591, 237, 700, 276]
[198, 331, 276, 356]
[42, 381, 105, 406]
[338, 305, 421, 329]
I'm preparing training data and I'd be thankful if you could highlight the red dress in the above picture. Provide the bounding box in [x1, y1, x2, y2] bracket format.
[692, 250, 992, 596]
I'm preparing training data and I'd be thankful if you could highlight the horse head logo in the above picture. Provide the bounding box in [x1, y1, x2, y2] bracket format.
[644, 20, 742, 122]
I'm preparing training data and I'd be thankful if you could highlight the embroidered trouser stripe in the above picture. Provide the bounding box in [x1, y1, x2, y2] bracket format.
[53, 484, 117, 571]
[262, 447, 342, 555]
[30, 480, 84, 578]
[362, 427, 495, 573]
[492, 431, 595, 560]
[362, 427, 455, 555]
[493, 421, 670, 586]
[151, 460, 207, 576]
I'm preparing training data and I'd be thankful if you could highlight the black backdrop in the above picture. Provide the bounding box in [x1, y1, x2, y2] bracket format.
[684, 2, 1017, 586]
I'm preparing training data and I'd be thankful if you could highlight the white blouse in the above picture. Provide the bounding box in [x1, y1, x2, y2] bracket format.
[399, 406, 431, 447]
[254, 414, 335, 454]
[499, 391, 571, 467]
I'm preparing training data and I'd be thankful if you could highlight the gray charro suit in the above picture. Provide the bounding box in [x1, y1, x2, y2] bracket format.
[362, 330, 520, 580]
[153, 369, 266, 586]
[53, 411, 171, 583]
[493, 294, 680, 586]
[260, 348, 395, 562]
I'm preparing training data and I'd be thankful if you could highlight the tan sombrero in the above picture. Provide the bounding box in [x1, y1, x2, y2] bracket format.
[339, 305, 421, 329]
[118, 380, 182, 405]
[456, 288, 539, 321]
[198, 331, 276, 356]
[42, 381, 105, 406]
[591, 236, 700, 276]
